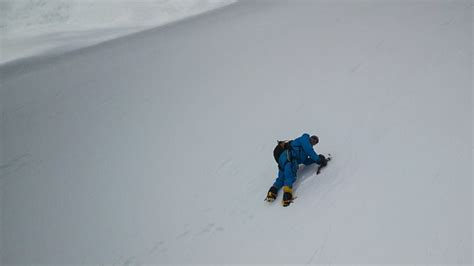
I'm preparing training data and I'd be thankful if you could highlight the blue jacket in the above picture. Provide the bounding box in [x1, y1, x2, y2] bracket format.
[279, 133, 321, 166]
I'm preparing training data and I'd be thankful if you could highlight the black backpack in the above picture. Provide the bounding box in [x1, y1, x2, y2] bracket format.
[273, 140, 292, 165]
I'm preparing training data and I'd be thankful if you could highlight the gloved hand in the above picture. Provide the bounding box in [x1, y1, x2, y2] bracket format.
[318, 154, 327, 166]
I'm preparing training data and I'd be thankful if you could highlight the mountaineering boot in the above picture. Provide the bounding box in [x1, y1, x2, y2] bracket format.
[282, 186, 294, 207]
[265, 186, 278, 202]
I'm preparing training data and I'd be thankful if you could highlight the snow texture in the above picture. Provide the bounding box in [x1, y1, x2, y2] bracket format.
[0, 0, 472, 264]
[0, 0, 237, 64]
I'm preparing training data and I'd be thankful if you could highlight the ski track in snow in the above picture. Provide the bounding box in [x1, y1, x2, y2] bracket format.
[0, 154, 32, 180]
[306, 227, 330, 264]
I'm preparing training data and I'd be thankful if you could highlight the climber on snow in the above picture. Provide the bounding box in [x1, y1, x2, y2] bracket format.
[265, 133, 328, 207]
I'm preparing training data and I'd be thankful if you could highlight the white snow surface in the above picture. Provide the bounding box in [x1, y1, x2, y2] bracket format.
[0, 0, 236, 64]
[0, 0, 472, 264]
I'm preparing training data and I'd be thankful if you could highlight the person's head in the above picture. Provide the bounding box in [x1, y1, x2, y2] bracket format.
[310, 135, 319, 146]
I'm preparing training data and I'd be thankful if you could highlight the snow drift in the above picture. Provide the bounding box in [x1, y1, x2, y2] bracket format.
[0, 0, 236, 64]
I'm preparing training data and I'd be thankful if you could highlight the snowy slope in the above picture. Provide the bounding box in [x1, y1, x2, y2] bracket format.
[0, 0, 236, 64]
[0, 0, 472, 264]
[0, 114, 3, 263]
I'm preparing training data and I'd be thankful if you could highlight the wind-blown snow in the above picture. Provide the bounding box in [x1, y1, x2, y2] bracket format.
[0, 0, 236, 64]
[0, 0, 472, 264]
